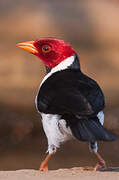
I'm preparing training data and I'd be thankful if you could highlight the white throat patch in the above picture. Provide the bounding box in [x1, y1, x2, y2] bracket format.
[40, 55, 75, 87]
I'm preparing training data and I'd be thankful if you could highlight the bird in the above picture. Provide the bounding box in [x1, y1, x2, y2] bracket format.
[17, 37, 116, 172]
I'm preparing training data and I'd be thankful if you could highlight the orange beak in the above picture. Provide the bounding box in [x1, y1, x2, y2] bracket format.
[16, 41, 38, 54]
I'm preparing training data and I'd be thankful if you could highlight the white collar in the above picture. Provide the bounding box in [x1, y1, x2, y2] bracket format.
[40, 55, 75, 87]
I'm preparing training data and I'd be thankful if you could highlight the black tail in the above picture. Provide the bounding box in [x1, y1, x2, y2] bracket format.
[68, 117, 116, 142]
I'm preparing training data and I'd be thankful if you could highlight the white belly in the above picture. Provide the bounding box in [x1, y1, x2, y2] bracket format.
[41, 113, 73, 154]
[41, 111, 104, 154]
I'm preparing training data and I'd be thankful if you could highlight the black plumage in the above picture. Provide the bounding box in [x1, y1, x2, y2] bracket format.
[36, 55, 116, 142]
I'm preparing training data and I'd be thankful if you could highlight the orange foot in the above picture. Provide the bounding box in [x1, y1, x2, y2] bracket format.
[39, 162, 48, 172]
[94, 160, 106, 171]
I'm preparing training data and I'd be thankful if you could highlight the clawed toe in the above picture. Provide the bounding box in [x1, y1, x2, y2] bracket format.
[39, 163, 48, 172]
[39, 154, 52, 172]
[94, 160, 106, 171]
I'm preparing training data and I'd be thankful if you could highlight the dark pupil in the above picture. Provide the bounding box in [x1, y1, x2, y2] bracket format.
[43, 46, 49, 51]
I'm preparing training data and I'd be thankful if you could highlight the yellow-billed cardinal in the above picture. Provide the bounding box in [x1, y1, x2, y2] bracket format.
[17, 37, 116, 171]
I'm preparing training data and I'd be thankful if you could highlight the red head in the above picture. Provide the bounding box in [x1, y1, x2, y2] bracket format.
[17, 37, 75, 68]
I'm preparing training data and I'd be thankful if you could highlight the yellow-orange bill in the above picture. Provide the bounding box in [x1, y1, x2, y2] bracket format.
[16, 41, 38, 54]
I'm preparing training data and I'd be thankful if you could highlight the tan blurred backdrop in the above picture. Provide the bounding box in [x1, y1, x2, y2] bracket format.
[0, 0, 119, 170]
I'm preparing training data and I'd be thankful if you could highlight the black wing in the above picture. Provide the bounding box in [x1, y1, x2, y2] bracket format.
[36, 70, 117, 142]
[36, 69, 105, 116]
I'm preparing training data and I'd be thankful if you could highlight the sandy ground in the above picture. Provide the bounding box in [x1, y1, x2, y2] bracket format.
[0, 168, 119, 180]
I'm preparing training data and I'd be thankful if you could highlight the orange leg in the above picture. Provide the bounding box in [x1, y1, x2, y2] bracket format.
[39, 154, 52, 172]
[94, 152, 106, 170]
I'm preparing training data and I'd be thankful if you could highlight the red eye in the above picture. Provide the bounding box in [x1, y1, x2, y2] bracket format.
[42, 45, 51, 53]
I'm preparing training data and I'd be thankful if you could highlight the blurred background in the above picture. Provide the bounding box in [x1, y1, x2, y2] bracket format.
[0, 0, 119, 170]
